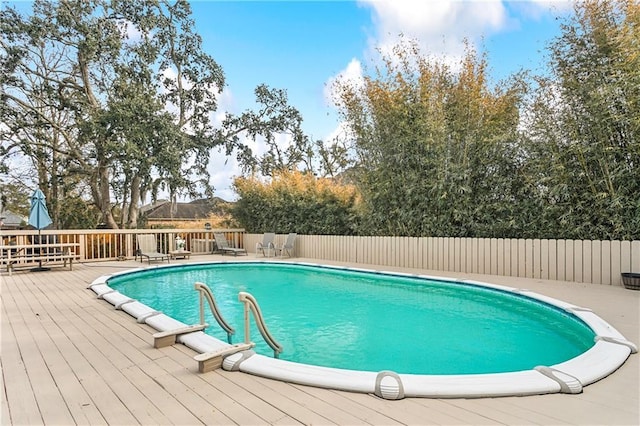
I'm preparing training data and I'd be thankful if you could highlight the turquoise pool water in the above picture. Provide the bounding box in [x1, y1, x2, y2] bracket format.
[107, 263, 596, 375]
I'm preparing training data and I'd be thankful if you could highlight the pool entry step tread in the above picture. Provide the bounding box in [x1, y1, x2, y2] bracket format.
[194, 343, 255, 373]
[153, 324, 208, 348]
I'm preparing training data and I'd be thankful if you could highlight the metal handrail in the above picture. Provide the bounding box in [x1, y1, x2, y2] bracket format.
[238, 291, 283, 358]
[194, 282, 235, 343]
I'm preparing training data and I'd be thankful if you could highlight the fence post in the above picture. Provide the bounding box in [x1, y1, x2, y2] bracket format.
[79, 234, 86, 261]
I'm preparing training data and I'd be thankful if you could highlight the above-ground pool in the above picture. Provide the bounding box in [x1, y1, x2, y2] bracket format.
[89, 261, 637, 399]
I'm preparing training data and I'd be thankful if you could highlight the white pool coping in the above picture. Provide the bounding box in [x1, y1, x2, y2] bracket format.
[87, 260, 637, 399]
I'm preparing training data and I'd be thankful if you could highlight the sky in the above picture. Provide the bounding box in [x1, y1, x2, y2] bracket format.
[187, 0, 573, 201]
[4, 0, 574, 203]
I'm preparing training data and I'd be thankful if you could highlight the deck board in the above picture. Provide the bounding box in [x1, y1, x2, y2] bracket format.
[7, 280, 79, 425]
[1, 256, 638, 425]
[217, 364, 338, 425]
[442, 398, 549, 425]
[2, 303, 45, 425]
[338, 392, 444, 425]
[288, 384, 404, 425]
[155, 351, 301, 425]
[20, 305, 104, 425]
[249, 375, 369, 425]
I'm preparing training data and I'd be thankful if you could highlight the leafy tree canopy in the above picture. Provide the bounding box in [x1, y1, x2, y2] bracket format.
[1, 0, 307, 229]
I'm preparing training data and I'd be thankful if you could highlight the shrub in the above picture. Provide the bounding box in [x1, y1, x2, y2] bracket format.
[231, 170, 362, 235]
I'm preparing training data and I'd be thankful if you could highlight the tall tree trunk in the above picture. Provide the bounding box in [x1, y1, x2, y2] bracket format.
[120, 201, 129, 228]
[127, 175, 142, 228]
[51, 132, 60, 228]
[98, 165, 118, 229]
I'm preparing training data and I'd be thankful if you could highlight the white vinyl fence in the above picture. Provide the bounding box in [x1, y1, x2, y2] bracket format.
[246, 234, 640, 287]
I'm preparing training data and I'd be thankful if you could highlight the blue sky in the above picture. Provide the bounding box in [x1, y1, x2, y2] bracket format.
[192, 1, 374, 140]
[188, 0, 573, 200]
[193, 0, 571, 140]
[5, 0, 574, 201]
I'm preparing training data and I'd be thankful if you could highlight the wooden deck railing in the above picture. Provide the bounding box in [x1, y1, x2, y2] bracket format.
[1, 228, 246, 262]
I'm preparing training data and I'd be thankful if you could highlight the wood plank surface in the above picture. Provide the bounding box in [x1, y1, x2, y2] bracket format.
[1, 256, 638, 425]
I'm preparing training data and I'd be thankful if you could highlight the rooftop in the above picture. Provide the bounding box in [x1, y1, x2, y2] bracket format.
[0, 209, 26, 229]
[141, 198, 228, 221]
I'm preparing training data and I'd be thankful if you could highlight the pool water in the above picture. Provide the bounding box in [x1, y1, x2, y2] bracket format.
[108, 263, 596, 375]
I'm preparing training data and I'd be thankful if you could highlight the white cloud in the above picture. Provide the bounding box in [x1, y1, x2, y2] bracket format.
[204, 1, 578, 203]
[119, 19, 144, 43]
[324, 0, 574, 118]
[210, 86, 235, 128]
[324, 1, 513, 106]
[359, 0, 509, 59]
[207, 147, 242, 201]
[323, 58, 364, 107]
[321, 59, 364, 169]
[324, 120, 352, 144]
[352, 0, 574, 70]
[518, 0, 575, 19]
[205, 86, 240, 201]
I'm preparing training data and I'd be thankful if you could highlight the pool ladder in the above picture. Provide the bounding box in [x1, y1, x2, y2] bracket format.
[194, 282, 283, 358]
[239, 292, 283, 358]
[195, 282, 235, 343]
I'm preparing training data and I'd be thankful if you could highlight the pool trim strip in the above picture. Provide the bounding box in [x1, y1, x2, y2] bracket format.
[88, 261, 637, 399]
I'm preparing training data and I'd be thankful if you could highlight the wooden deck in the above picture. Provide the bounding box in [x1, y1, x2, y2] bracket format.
[2, 256, 638, 425]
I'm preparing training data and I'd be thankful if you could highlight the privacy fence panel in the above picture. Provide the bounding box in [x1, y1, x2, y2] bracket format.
[255, 234, 639, 287]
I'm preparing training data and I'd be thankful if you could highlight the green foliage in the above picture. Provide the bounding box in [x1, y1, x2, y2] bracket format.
[221, 85, 322, 178]
[222, 84, 354, 180]
[2, 0, 225, 228]
[56, 195, 101, 229]
[1, 0, 305, 229]
[0, 180, 30, 216]
[3, 0, 637, 239]
[524, 0, 640, 239]
[334, 40, 528, 237]
[231, 171, 361, 235]
[329, 1, 639, 240]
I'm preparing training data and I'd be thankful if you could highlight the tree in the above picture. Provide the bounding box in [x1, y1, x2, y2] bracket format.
[218, 85, 311, 178]
[525, 0, 640, 239]
[0, 180, 31, 217]
[0, 5, 76, 226]
[218, 84, 355, 180]
[333, 40, 528, 237]
[2, 1, 184, 227]
[1, 0, 307, 229]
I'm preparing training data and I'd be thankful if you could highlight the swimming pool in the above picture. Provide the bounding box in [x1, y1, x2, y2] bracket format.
[89, 261, 637, 399]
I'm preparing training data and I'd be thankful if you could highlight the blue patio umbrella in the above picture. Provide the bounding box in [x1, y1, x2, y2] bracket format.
[29, 189, 52, 230]
[28, 189, 53, 270]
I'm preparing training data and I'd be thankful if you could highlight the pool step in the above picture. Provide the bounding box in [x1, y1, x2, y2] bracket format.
[194, 343, 255, 373]
[152, 324, 208, 348]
